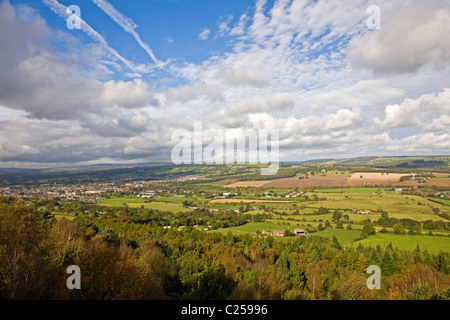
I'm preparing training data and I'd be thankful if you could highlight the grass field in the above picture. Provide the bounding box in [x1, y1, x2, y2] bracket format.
[53, 213, 75, 221]
[99, 187, 450, 253]
[425, 197, 450, 206]
[313, 229, 362, 244]
[125, 202, 191, 213]
[351, 233, 450, 253]
[99, 196, 191, 213]
[208, 221, 298, 235]
[99, 196, 147, 205]
[301, 193, 449, 221]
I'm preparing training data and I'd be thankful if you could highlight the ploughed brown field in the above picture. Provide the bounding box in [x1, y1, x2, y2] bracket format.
[210, 199, 293, 203]
[222, 172, 450, 188]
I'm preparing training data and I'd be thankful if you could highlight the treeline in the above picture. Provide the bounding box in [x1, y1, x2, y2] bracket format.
[1, 202, 449, 300]
[374, 212, 450, 234]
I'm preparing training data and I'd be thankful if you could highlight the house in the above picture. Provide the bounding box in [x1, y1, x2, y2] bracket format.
[293, 228, 308, 236]
[261, 230, 286, 237]
[359, 209, 372, 214]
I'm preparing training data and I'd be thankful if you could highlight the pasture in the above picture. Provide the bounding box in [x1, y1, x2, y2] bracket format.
[351, 233, 450, 254]
[99, 196, 191, 213]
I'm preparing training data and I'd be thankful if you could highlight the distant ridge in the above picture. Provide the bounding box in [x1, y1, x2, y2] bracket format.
[0, 156, 448, 186]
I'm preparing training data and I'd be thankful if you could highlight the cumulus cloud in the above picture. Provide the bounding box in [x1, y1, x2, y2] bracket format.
[376, 88, 450, 129]
[1, 0, 450, 167]
[349, 4, 450, 74]
[166, 84, 224, 103]
[0, 1, 157, 121]
[424, 115, 450, 132]
[207, 93, 295, 128]
[220, 67, 271, 87]
[99, 79, 157, 109]
[306, 80, 404, 111]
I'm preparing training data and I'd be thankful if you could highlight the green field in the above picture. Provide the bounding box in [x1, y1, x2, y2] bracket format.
[302, 193, 449, 221]
[351, 233, 450, 253]
[311, 188, 380, 194]
[313, 229, 362, 244]
[98, 189, 450, 253]
[425, 197, 450, 206]
[208, 221, 298, 235]
[99, 196, 147, 205]
[99, 196, 191, 213]
[53, 213, 75, 221]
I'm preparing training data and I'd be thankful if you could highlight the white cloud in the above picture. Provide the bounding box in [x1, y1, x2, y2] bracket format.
[230, 14, 249, 36]
[388, 133, 450, 153]
[305, 79, 405, 111]
[349, 4, 450, 74]
[376, 88, 450, 129]
[199, 28, 211, 40]
[424, 115, 450, 132]
[91, 0, 160, 65]
[217, 14, 233, 36]
[42, 0, 137, 73]
[376, 99, 421, 128]
[99, 79, 155, 109]
[2, 0, 450, 167]
[166, 84, 224, 104]
[220, 67, 271, 87]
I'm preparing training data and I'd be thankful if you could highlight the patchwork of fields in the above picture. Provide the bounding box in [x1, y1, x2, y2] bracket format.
[99, 197, 192, 213]
[223, 172, 450, 188]
[98, 181, 450, 254]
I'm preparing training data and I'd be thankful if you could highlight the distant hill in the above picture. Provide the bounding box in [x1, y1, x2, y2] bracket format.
[301, 156, 450, 169]
[0, 156, 448, 185]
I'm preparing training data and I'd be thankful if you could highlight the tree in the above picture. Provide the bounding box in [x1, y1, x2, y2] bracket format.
[186, 265, 237, 300]
[70, 238, 165, 300]
[393, 223, 405, 234]
[381, 251, 396, 276]
[406, 283, 436, 300]
[176, 250, 208, 292]
[284, 229, 294, 237]
[360, 223, 376, 238]
[433, 252, 449, 275]
[408, 224, 421, 235]
[136, 239, 177, 292]
[45, 219, 84, 272]
[331, 236, 342, 250]
[0, 206, 58, 299]
[332, 210, 342, 221]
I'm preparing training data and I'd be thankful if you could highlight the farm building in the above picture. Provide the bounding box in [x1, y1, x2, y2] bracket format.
[261, 230, 286, 237]
[293, 228, 308, 236]
[353, 208, 372, 214]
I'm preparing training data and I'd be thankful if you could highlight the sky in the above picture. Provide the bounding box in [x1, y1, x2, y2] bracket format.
[0, 0, 449, 168]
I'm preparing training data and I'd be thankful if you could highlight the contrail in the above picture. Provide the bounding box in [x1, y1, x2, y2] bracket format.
[42, 0, 138, 74]
[91, 0, 160, 65]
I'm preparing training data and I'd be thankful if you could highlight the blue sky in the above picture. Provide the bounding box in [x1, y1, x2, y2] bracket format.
[20, 0, 260, 76]
[0, 0, 450, 168]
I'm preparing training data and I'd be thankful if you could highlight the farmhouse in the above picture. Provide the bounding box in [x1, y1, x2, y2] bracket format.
[293, 228, 308, 236]
[353, 208, 372, 214]
[261, 230, 286, 237]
